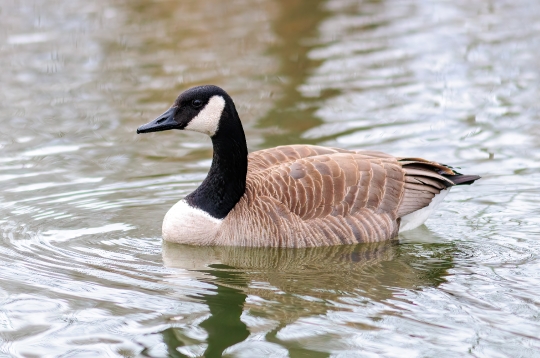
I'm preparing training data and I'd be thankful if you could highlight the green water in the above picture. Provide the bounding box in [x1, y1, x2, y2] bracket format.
[1, 0, 540, 356]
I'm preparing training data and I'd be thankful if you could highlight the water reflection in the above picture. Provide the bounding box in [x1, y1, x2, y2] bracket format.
[162, 239, 454, 355]
[160, 268, 249, 358]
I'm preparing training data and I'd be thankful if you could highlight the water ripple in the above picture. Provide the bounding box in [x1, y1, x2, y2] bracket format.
[1, 0, 539, 356]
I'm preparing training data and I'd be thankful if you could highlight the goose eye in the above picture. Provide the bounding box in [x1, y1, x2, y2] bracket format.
[192, 99, 203, 108]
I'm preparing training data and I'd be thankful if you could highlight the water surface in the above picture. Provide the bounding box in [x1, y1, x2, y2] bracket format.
[1, 0, 540, 356]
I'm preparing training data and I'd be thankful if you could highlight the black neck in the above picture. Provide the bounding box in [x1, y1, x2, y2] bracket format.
[185, 102, 248, 219]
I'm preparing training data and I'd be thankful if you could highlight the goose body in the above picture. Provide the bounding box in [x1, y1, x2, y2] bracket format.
[137, 85, 479, 247]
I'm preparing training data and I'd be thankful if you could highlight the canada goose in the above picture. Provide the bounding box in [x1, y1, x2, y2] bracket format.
[137, 85, 480, 247]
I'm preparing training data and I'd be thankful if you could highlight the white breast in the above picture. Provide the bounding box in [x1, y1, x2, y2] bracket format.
[399, 189, 450, 232]
[162, 200, 222, 245]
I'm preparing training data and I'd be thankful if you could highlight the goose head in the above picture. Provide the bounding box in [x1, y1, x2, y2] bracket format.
[136, 85, 248, 220]
[137, 85, 235, 137]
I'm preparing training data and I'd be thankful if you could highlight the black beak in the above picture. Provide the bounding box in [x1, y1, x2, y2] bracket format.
[137, 107, 180, 134]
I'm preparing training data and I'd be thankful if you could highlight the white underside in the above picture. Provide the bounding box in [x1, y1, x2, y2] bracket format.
[162, 200, 222, 245]
[399, 189, 450, 232]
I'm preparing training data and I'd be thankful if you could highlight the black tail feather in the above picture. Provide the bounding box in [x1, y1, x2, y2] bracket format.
[445, 174, 481, 185]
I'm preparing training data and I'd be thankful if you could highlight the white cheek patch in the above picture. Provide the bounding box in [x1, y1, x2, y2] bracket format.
[185, 95, 226, 136]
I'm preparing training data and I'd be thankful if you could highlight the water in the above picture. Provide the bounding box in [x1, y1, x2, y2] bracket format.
[1, 0, 539, 356]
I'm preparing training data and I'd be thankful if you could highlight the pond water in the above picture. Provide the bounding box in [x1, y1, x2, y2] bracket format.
[1, 0, 540, 356]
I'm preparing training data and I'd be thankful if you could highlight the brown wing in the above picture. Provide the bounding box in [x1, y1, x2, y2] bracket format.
[251, 153, 405, 218]
[235, 150, 406, 246]
[222, 146, 476, 247]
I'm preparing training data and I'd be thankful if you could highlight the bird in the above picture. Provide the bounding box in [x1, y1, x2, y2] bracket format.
[137, 85, 480, 247]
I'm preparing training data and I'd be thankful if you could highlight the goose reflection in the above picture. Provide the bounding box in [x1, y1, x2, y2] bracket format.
[161, 238, 453, 356]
